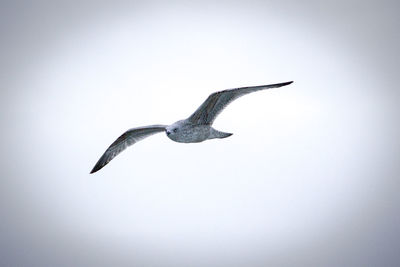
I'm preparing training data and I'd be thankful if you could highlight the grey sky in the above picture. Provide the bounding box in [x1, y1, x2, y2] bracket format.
[1, 1, 399, 266]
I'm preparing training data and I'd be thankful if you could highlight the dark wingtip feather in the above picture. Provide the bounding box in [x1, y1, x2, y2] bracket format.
[280, 81, 293, 86]
[90, 157, 106, 174]
[90, 165, 101, 174]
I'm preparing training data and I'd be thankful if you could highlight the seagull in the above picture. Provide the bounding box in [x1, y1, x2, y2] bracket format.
[90, 81, 293, 173]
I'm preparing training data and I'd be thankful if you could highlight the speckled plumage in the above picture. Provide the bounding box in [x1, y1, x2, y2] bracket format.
[90, 81, 293, 173]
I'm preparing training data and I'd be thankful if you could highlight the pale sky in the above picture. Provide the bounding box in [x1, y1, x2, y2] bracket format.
[1, 1, 399, 266]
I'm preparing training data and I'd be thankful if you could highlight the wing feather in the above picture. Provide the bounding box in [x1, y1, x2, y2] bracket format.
[90, 125, 166, 173]
[188, 81, 293, 125]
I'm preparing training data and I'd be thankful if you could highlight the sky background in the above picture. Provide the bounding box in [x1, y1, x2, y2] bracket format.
[1, 0, 399, 266]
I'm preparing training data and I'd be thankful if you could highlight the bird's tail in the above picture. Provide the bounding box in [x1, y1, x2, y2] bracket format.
[209, 128, 233, 139]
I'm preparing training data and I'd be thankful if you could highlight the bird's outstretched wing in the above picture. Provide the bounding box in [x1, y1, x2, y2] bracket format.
[90, 125, 166, 173]
[188, 81, 293, 125]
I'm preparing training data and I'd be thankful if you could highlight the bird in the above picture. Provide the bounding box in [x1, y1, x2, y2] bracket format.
[90, 81, 293, 173]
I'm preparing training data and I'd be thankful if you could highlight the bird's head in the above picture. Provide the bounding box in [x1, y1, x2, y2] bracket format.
[165, 120, 185, 140]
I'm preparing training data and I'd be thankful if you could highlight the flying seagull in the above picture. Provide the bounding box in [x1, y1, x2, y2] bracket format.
[90, 81, 293, 173]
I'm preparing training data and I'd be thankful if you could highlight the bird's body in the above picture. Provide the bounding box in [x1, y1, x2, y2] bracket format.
[90, 81, 293, 173]
[165, 120, 232, 143]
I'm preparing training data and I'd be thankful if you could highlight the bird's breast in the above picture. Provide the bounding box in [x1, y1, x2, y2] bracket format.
[168, 125, 211, 143]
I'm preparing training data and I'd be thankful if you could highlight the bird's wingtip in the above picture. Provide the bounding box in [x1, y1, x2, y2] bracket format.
[90, 165, 100, 174]
[274, 81, 294, 88]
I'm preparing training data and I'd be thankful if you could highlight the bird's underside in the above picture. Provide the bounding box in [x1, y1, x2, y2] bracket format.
[90, 81, 293, 173]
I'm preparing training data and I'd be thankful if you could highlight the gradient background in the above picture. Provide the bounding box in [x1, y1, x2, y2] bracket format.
[1, 1, 399, 266]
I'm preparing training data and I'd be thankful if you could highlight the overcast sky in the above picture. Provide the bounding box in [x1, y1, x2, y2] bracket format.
[1, 1, 399, 266]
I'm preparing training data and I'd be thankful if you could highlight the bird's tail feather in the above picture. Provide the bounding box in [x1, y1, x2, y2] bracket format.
[209, 128, 233, 139]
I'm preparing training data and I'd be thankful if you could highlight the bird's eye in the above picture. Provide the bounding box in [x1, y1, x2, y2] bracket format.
[173, 128, 177, 133]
